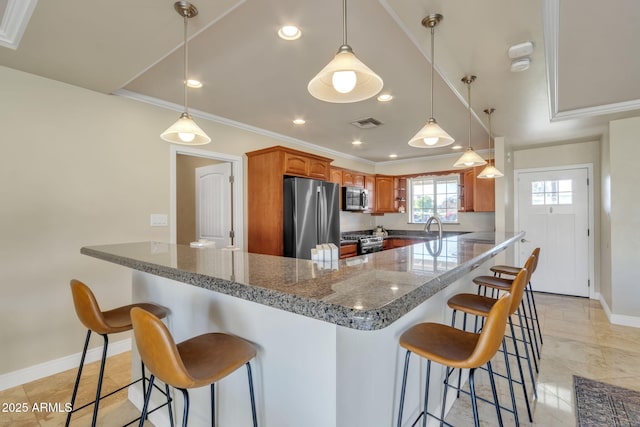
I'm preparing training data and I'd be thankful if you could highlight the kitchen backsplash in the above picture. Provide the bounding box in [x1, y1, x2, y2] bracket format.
[339, 211, 494, 233]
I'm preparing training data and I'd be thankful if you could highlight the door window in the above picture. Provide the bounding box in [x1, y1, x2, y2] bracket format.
[531, 179, 573, 205]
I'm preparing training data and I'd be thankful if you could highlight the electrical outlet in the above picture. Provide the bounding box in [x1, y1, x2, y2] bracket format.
[150, 214, 168, 227]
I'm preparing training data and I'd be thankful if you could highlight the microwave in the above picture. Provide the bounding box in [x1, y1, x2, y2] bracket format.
[342, 187, 368, 211]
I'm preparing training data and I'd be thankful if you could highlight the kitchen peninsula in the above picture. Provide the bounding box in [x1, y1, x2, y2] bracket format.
[82, 231, 522, 427]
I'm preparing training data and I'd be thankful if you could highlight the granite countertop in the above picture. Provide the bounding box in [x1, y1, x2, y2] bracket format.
[81, 231, 523, 331]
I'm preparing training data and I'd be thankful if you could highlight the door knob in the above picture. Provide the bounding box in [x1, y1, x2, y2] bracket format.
[521, 238, 529, 243]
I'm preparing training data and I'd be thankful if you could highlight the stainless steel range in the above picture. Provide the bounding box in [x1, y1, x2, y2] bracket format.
[342, 234, 384, 255]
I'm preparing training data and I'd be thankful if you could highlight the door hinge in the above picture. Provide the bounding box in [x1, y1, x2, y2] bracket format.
[229, 230, 235, 238]
[588, 279, 591, 288]
[587, 228, 590, 236]
[229, 175, 235, 184]
[587, 177, 589, 186]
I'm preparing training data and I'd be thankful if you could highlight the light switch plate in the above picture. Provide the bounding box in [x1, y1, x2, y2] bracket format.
[150, 214, 168, 227]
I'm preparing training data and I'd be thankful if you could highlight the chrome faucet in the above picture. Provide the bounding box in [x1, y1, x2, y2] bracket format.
[424, 215, 443, 240]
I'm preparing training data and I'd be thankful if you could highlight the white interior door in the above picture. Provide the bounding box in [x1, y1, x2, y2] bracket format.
[196, 163, 231, 248]
[516, 167, 590, 296]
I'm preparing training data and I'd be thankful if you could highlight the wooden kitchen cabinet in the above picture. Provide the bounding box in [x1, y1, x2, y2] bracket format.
[339, 243, 358, 259]
[330, 167, 343, 185]
[394, 177, 407, 213]
[365, 175, 375, 212]
[462, 166, 495, 212]
[374, 175, 396, 213]
[342, 170, 365, 187]
[247, 146, 333, 255]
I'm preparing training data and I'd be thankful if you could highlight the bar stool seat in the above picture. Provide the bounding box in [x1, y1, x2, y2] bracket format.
[490, 265, 522, 276]
[473, 275, 512, 292]
[397, 293, 512, 427]
[67, 279, 170, 427]
[131, 307, 258, 427]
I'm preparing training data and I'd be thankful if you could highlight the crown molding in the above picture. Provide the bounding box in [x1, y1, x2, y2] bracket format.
[543, 0, 640, 122]
[0, 0, 38, 49]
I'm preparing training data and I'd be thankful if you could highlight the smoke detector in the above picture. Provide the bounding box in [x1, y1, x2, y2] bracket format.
[508, 41, 534, 59]
[350, 117, 383, 129]
[511, 57, 531, 72]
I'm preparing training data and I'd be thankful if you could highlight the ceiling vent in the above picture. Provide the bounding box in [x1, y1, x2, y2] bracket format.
[350, 117, 383, 129]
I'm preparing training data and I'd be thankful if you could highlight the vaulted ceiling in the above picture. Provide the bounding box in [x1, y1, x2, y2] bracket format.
[1, 0, 638, 162]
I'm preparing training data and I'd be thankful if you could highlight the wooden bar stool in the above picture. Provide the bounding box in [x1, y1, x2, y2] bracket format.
[67, 279, 171, 427]
[474, 252, 541, 369]
[448, 265, 535, 425]
[130, 307, 258, 427]
[396, 292, 512, 427]
[491, 248, 543, 352]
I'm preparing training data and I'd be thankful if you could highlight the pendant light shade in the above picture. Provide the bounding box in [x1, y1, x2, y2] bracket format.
[478, 108, 504, 179]
[161, 2, 211, 145]
[454, 75, 486, 168]
[307, 0, 383, 103]
[161, 112, 211, 145]
[408, 14, 454, 148]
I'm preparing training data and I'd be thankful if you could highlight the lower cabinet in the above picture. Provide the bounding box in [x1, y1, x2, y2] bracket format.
[340, 243, 358, 259]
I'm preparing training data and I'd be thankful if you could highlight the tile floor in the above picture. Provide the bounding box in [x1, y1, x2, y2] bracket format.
[1, 293, 639, 426]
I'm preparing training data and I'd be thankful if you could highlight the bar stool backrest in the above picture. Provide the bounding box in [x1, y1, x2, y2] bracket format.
[70, 279, 111, 335]
[130, 307, 195, 389]
[467, 292, 512, 367]
[531, 248, 541, 274]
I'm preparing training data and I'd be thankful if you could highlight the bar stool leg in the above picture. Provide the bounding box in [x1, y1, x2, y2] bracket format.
[486, 361, 504, 427]
[211, 383, 216, 427]
[138, 374, 155, 427]
[246, 362, 258, 427]
[521, 296, 541, 361]
[397, 351, 411, 427]
[421, 359, 432, 427]
[516, 308, 538, 398]
[527, 283, 544, 345]
[180, 389, 190, 427]
[165, 383, 174, 427]
[508, 316, 534, 418]
[501, 338, 520, 426]
[468, 368, 480, 427]
[66, 330, 92, 427]
[90, 334, 109, 427]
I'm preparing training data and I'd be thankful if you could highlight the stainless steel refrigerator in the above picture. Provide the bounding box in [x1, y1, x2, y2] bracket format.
[283, 176, 340, 259]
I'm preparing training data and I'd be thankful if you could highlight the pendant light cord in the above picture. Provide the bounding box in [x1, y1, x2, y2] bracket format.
[342, 0, 348, 46]
[488, 111, 493, 165]
[467, 81, 471, 149]
[430, 26, 435, 119]
[183, 13, 189, 115]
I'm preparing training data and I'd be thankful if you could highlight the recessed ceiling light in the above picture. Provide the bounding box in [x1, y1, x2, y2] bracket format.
[352, 140, 362, 145]
[451, 144, 463, 150]
[389, 154, 398, 158]
[293, 118, 306, 125]
[278, 25, 302, 41]
[186, 79, 202, 88]
[377, 94, 393, 102]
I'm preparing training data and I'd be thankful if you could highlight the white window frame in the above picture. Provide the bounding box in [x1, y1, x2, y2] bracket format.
[408, 174, 460, 224]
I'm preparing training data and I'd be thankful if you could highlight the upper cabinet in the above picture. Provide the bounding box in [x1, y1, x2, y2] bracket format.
[282, 150, 331, 181]
[374, 175, 396, 213]
[462, 166, 495, 212]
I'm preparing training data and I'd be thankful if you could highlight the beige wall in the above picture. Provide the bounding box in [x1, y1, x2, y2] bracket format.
[609, 117, 640, 317]
[599, 131, 612, 307]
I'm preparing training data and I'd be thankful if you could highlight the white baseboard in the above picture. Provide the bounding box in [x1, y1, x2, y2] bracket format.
[0, 338, 131, 391]
[598, 294, 640, 328]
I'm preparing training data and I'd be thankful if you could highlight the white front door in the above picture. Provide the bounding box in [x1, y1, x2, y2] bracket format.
[516, 167, 590, 297]
[196, 163, 231, 248]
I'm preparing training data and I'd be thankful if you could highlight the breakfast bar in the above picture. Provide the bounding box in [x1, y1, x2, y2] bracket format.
[81, 231, 523, 427]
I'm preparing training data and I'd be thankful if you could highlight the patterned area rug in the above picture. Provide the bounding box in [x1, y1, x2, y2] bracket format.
[574, 376, 640, 427]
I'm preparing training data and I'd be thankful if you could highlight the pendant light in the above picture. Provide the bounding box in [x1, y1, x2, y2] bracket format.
[161, 1, 211, 145]
[477, 108, 504, 179]
[454, 75, 487, 167]
[307, 0, 383, 103]
[408, 14, 454, 148]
